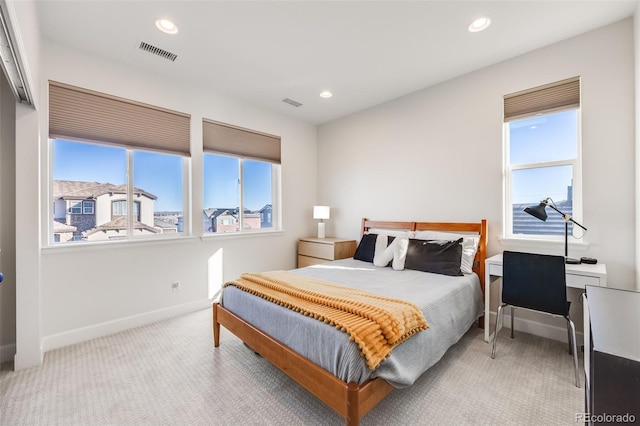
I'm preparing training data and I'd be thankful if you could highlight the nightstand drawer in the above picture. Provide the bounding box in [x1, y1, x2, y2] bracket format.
[297, 255, 327, 268]
[296, 237, 357, 268]
[298, 241, 335, 260]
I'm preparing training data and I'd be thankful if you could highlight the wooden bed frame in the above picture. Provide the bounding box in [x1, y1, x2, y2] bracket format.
[213, 218, 487, 425]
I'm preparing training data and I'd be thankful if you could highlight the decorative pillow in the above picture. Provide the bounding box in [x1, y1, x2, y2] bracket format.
[353, 233, 378, 263]
[404, 238, 464, 276]
[373, 234, 408, 270]
[414, 231, 479, 274]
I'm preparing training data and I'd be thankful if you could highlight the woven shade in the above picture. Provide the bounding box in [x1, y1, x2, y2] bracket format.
[504, 77, 580, 122]
[49, 81, 191, 156]
[202, 118, 281, 164]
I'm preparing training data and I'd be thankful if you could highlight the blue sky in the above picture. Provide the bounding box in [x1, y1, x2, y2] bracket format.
[509, 110, 577, 204]
[54, 140, 272, 212]
[202, 154, 272, 211]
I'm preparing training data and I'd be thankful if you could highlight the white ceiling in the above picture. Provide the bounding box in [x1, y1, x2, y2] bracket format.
[35, 1, 637, 125]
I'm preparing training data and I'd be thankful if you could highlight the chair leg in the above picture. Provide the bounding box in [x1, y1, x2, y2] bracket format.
[566, 313, 573, 355]
[510, 306, 515, 339]
[491, 304, 505, 359]
[567, 317, 580, 388]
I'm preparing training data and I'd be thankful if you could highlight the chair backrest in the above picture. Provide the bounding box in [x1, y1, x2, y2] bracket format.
[502, 251, 568, 316]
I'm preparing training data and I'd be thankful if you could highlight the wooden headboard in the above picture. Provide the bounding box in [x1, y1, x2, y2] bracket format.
[361, 218, 488, 295]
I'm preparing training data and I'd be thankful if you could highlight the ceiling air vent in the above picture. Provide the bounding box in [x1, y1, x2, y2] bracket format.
[139, 41, 177, 62]
[282, 98, 303, 107]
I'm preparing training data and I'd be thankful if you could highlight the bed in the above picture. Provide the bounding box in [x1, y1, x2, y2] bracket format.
[213, 218, 488, 425]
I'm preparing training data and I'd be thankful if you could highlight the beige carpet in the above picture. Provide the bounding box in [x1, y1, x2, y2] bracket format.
[0, 308, 583, 425]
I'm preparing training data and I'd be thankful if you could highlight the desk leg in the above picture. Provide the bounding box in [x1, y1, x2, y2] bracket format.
[484, 272, 499, 343]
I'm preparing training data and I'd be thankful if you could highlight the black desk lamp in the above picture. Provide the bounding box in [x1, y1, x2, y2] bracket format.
[524, 198, 586, 264]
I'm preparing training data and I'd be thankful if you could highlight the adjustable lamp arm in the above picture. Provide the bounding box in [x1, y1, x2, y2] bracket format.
[542, 199, 587, 231]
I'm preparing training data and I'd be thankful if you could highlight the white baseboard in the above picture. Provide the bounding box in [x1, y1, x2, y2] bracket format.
[0, 343, 16, 364]
[490, 311, 584, 349]
[42, 299, 212, 353]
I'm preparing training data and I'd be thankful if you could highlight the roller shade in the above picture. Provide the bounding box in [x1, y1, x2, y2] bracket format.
[202, 118, 281, 164]
[49, 81, 191, 156]
[504, 77, 580, 122]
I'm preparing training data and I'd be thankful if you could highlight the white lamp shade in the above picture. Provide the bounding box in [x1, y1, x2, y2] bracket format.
[313, 205, 330, 220]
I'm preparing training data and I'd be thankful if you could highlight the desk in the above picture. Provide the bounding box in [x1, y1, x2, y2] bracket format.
[484, 253, 607, 342]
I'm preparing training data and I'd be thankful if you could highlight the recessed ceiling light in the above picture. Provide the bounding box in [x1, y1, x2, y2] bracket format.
[156, 19, 178, 35]
[320, 91, 333, 98]
[468, 16, 491, 33]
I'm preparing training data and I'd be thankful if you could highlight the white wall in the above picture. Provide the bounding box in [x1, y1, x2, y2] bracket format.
[10, 0, 43, 370]
[36, 40, 317, 349]
[3, 24, 317, 365]
[318, 19, 635, 338]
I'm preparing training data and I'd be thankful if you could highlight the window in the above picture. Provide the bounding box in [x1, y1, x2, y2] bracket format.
[202, 119, 280, 235]
[68, 200, 82, 214]
[203, 154, 276, 234]
[82, 200, 94, 215]
[111, 200, 140, 220]
[48, 81, 190, 244]
[504, 77, 581, 238]
[52, 139, 185, 242]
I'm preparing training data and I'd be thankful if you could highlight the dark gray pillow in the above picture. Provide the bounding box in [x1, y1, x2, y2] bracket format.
[353, 234, 396, 263]
[353, 233, 377, 262]
[404, 238, 463, 276]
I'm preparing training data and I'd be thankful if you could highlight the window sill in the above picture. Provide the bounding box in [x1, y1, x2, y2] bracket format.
[200, 229, 284, 241]
[498, 236, 589, 255]
[42, 235, 199, 254]
[43, 229, 285, 254]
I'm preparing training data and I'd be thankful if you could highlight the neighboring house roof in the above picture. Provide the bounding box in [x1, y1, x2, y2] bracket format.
[259, 204, 272, 212]
[52, 220, 77, 233]
[206, 208, 237, 220]
[53, 180, 157, 200]
[154, 219, 177, 229]
[208, 207, 259, 217]
[82, 216, 159, 237]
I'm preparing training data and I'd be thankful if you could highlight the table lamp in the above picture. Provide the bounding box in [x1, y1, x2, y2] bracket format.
[313, 206, 330, 239]
[524, 197, 586, 264]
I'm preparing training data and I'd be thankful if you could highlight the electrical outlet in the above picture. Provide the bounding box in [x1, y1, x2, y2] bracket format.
[171, 281, 180, 292]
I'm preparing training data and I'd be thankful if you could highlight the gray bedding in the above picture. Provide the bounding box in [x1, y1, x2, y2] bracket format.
[221, 258, 483, 388]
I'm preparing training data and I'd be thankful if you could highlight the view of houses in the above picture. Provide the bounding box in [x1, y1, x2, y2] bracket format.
[54, 178, 568, 242]
[203, 205, 272, 234]
[512, 186, 574, 236]
[53, 180, 272, 242]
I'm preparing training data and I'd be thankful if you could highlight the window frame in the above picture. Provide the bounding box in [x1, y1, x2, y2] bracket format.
[503, 109, 584, 240]
[68, 200, 82, 214]
[82, 200, 94, 215]
[48, 138, 191, 246]
[202, 152, 281, 236]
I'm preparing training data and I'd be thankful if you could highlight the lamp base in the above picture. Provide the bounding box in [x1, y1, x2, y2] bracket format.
[317, 222, 326, 239]
[565, 257, 581, 265]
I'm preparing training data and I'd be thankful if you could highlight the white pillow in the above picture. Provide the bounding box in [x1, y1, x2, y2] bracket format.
[414, 231, 479, 274]
[373, 234, 409, 271]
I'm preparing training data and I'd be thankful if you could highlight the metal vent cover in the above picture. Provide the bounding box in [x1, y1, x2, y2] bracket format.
[282, 98, 303, 107]
[139, 41, 177, 62]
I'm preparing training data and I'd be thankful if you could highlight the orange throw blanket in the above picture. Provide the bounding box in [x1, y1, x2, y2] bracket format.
[223, 270, 428, 370]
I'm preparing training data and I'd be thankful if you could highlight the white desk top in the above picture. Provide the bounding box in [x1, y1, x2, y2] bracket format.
[587, 285, 640, 362]
[486, 253, 607, 280]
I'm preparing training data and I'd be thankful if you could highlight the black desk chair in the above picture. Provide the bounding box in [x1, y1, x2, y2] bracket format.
[490, 251, 580, 387]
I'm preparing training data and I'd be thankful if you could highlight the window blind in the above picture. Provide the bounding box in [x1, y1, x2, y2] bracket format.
[503, 77, 580, 122]
[202, 118, 281, 164]
[48, 81, 191, 156]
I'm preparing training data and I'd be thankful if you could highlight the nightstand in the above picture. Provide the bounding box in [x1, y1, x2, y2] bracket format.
[297, 237, 357, 268]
